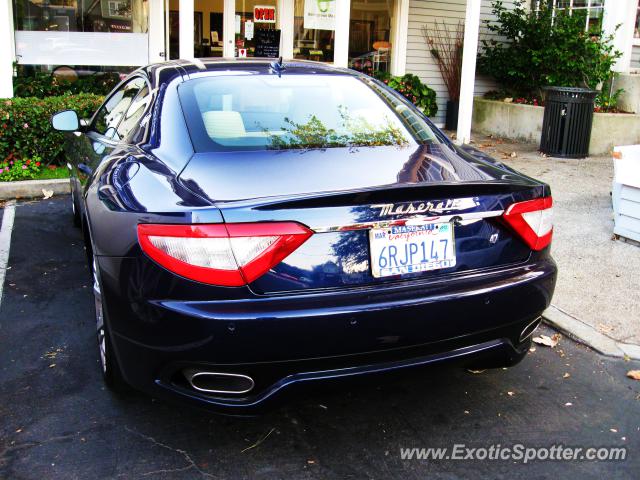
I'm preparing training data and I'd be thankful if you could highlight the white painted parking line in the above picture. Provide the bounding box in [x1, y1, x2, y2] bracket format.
[0, 200, 16, 309]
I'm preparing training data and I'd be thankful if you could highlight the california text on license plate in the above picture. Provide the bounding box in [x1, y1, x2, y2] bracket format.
[369, 223, 456, 278]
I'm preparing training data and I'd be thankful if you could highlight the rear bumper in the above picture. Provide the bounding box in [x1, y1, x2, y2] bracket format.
[102, 258, 556, 412]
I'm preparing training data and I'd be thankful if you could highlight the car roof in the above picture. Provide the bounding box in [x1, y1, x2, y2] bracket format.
[145, 58, 359, 87]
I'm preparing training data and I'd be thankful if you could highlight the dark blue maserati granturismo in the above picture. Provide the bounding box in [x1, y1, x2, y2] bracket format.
[51, 59, 556, 412]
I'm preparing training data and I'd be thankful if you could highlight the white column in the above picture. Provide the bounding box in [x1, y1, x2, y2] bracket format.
[390, 0, 409, 76]
[179, 0, 195, 59]
[223, 0, 236, 58]
[456, 0, 481, 145]
[333, 0, 351, 67]
[602, 0, 636, 73]
[278, 0, 294, 59]
[0, 0, 15, 98]
[148, 0, 166, 63]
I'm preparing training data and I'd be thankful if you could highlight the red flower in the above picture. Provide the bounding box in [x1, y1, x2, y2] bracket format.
[35, 161, 41, 167]
[26, 159, 31, 165]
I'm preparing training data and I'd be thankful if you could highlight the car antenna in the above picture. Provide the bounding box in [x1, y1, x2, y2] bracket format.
[270, 57, 286, 77]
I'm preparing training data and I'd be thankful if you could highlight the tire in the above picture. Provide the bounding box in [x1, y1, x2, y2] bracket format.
[92, 255, 129, 392]
[71, 182, 81, 228]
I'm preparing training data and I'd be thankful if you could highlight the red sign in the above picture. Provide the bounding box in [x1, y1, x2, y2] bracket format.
[253, 5, 276, 23]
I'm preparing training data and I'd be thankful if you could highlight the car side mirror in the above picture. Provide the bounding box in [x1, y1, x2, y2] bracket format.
[51, 110, 80, 132]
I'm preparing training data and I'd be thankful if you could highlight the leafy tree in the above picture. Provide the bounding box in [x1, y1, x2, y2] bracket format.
[478, 0, 620, 97]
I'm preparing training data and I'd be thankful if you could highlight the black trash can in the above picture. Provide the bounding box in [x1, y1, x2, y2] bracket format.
[539, 87, 597, 158]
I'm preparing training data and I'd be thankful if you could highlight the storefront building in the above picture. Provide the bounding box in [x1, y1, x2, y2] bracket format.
[4, 0, 407, 73]
[1, 0, 639, 134]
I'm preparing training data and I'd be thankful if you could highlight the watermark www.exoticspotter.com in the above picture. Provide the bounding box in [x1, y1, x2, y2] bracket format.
[400, 444, 627, 463]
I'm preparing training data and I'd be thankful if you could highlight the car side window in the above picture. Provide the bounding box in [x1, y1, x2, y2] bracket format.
[116, 84, 151, 140]
[92, 77, 146, 139]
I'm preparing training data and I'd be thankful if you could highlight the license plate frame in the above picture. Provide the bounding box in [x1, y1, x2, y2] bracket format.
[369, 222, 456, 278]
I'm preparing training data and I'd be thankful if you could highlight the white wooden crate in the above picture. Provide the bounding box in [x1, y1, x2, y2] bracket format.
[612, 145, 640, 244]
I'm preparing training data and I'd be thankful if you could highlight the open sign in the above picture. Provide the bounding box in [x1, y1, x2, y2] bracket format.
[253, 5, 276, 23]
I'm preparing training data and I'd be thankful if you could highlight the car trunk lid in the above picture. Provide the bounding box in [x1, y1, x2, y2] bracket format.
[178, 143, 546, 293]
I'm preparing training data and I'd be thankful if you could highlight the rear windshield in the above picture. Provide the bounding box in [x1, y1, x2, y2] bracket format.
[177, 73, 440, 152]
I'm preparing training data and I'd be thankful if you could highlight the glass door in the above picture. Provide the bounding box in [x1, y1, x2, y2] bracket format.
[293, 0, 335, 62]
[348, 0, 394, 75]
[235, 0, 279, 57]
[167, 0, 225, 59]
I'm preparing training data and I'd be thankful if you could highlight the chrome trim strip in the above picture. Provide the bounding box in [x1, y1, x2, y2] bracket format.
[313, 210, 504, 233]
[519, 316, 542, 343]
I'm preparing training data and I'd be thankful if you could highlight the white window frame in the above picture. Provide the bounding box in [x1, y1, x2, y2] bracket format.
[534, 0, 606, 31]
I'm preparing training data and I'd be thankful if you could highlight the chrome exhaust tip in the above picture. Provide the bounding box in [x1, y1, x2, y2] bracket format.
[520, 317, 542, 343]
[183, 369, 255, 395]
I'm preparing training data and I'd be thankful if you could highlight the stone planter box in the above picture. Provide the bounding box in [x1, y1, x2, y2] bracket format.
[612, 73, 640, 115]
[472, 98, 640, 156]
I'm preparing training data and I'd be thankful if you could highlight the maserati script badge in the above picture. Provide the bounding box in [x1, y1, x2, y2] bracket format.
[371, 197, 479, 217]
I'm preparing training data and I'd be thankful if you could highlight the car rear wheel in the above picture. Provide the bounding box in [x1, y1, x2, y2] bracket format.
[92, 256, 128, 392]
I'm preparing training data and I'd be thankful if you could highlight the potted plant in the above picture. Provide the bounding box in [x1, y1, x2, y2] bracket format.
[422, 21, 464, 130]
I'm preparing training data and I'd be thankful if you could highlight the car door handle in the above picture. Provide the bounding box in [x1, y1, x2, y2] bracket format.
[78, 163, 93, 175]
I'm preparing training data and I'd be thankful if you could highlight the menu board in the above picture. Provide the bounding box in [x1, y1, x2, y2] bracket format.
[254, 29, 281, 58]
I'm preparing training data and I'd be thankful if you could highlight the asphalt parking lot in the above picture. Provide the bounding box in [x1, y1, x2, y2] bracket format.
[1, 197, 639, 479]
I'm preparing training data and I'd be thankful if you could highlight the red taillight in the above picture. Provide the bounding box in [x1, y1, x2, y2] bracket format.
[502, 196, 553, 251]
[137, 222, 313, 286]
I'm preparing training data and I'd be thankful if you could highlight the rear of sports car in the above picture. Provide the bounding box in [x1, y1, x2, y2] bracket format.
[98, 64, 556, 412]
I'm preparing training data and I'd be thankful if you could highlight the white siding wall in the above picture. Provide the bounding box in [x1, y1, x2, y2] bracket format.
[405, 0, 521, 125]
[632, 45, 640, 70]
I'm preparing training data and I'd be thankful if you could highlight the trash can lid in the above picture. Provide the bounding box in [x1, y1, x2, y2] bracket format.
[543, 86, 598, 101]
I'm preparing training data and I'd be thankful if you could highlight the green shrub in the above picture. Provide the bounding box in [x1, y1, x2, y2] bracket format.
[374, 72, 438, 117]
[478, 0, 620, 98]
[13, 65, 121, 98]
[0, 156, 42, 181]
[0, 94, 104, 167]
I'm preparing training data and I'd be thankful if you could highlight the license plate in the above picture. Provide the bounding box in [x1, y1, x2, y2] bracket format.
[369, 223, 456, 278]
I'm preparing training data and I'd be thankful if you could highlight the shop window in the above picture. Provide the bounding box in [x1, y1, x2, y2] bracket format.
[235, 0, 279, 57]
[293, 0, 335, 63]
[348, 0, 393, 75]
[12, 0, 148, 33]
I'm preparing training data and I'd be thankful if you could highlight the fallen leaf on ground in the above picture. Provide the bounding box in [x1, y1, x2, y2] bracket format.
[510, 152, 517, 158]
[610, 428, 618, 433]
[597, 323, 614, 334]
[563, 373, 571, 379]
[626, 370, 640, 381]
[533, 334, 560, 348]
[42, 189, 53, 199]
[529, 347, 536, 353]
[507, 391, 515, 396]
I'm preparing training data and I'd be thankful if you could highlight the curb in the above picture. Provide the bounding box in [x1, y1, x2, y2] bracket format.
[0, 179, 69, 201]
[542, 305, 640, 360]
